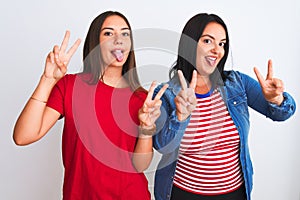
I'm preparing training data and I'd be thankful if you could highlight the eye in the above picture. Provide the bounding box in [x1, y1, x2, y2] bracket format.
[219, 42, 226, 47]
[103, 31, 113, 36]
[122, 32, 130, 37]
[203, 39, 212, 44]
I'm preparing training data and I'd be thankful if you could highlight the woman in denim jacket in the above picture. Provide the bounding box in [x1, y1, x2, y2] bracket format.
[134, 13, 296, 200]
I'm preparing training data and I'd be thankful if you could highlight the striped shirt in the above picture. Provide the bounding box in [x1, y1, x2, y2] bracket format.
[173, 89, 243, 195]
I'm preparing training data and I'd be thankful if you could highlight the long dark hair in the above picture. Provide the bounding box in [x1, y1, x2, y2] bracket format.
[82, 11, 141, 90]
[170, 13, 230, 85]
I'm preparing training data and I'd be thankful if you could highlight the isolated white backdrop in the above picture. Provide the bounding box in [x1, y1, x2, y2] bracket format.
[0, 0, 299, 199]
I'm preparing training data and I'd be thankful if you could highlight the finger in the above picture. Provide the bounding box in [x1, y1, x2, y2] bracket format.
[58, 64, 67, 75]
[152, 99, 162, 108]
[178, 70, 188, 91]
[151, 109, 161, 120]
[175, 96, 188, 107]
[140, 104, 149, 113]
[46, 52, 55, 64]
[272, 78, 284, 91]
[253, 67, 265, 88]
[178, 88, 188, 99]
[60, 30, 70, 52]
[145, 81, 157, 102]
[266, 59, 273, 80]
[187, 104, 196, 112]
[189, 70, 197, 90]
[53, 45, 60, 59]
[154, 84, 168, 100]
[67, 38, 81, 57]
[144, 100, 162, 113]
[187, 94, 197, 106]
[54, 48, 65, 69]
[142, 101, 156, 113]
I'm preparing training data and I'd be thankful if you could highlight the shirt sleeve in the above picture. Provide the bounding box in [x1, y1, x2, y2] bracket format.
[153, 84, 190, 154]
[47, 76, 67, 117]
[239, 71, 296, 121]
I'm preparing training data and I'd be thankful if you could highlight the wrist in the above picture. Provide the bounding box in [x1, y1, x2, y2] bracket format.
[138, 124, 156, 136]
[30, 75, 57, 103]
[269, 94, 284, 106]
[176, 111, 189, 121]
[40, 74, 58, 86]
[30, 96, 47, 103]
[138, 133, 153, 139]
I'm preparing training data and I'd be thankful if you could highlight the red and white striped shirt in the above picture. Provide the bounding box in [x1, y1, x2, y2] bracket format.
[173, 89, 243, 195]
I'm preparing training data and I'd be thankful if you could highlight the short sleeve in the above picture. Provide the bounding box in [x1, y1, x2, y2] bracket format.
[47, 76, 67, 117]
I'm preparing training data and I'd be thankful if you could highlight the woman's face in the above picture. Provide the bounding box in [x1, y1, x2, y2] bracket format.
[196, 22, 226, 77]
[99, 15, 132, 68]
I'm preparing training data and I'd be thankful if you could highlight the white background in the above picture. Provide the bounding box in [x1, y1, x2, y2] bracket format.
[1, 0, 299, 199]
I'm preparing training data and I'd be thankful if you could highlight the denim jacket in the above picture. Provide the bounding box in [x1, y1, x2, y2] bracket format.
[152, 70, 296, 200]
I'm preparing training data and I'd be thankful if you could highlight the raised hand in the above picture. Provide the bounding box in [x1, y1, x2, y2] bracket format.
[175, 70, 197, 121]
[138, 82, 169, 134]
[44, 31, 81, 80]
[254, 59, 284, 105]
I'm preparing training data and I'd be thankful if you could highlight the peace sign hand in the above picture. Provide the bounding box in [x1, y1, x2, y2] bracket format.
[138, 82, 169, 135]
[254, 59, 284, 105]
[175, 70, 197, 121]
[44, 31, 81, 80]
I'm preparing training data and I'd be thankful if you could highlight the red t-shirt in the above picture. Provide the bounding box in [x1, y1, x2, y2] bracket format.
[47, 74, 150, 200]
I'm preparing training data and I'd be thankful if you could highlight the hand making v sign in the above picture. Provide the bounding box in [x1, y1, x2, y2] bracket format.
[44, 31, 81, 80]
[254, 59, 284, 106]
[138, 82, 169, 135]
[175, 70, 197, 121]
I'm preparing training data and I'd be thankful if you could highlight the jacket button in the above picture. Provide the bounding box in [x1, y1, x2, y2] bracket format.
[233, 101, 237, 105]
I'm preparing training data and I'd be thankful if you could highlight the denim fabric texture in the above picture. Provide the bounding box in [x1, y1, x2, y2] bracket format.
[152, 70, 296, 200]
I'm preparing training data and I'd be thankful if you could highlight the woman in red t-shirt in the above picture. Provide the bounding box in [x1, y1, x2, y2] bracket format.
[13, 11, 167, 200]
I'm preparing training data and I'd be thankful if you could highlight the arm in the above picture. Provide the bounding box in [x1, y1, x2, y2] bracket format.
[243, 60, 296, 121]
[13, 76, 60, 145]
[153, 90, 190, 154]
[132, 133, 154, 173]
[132, 82, 168, 172]
[13, 31, 81, 145]
[153, 70, 197, 154]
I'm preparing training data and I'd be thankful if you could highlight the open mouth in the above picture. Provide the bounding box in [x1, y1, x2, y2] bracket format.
[112, 49, 124, 62]
[205, 56, 217, 66]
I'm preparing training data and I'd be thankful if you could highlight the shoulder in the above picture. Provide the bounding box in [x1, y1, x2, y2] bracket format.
[55, 73, 95, 93]
[224, 70, 242, 79]
[132, 87, 148, 102]
[56, 73, 77, 84]
[224, 70, 254, 83]
[53, 74, 76, 91]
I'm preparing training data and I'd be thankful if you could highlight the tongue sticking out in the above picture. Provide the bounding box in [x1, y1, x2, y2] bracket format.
[112, 50, 124, 62]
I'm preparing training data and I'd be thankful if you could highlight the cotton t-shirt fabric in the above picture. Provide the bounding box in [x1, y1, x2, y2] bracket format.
[173, 89, 243, 195]
[47, 74, 150, 200]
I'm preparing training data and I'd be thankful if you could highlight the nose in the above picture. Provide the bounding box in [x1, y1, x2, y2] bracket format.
[114, 33, 123, 45]
[211, 43, 221, 54]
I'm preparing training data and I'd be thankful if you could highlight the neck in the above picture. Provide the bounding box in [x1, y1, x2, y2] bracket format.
[195, 75, 211, 94]
[101, 67, 128, 88]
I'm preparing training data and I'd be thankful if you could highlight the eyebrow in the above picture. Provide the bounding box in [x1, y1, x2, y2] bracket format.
[201, 34, 226, 41]
[101, 27, 130, 31]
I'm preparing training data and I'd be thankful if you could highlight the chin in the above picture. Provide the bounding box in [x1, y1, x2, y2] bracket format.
[110, 61, 126, 68]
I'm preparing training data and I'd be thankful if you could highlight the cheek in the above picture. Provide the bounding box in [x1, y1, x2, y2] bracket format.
[220, 48, 225, 58]
[99, 46, 113, 65]
[197, 44, 207, 55]
[196, 48, 205, 62]
[100, 47, 109, 60]
[100, 40, 113, 54]
[125, 39, 132, 50]
[100, 43, 108, 54]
